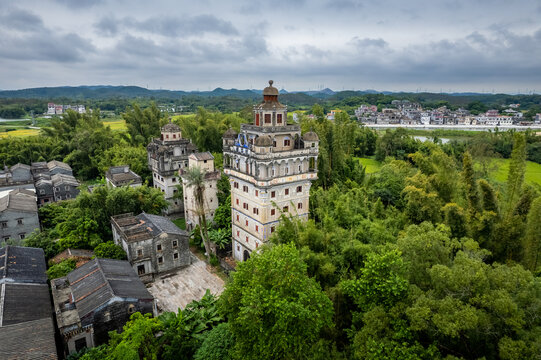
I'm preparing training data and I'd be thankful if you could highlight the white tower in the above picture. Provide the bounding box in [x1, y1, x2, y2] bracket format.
[223, 80, 319, 261]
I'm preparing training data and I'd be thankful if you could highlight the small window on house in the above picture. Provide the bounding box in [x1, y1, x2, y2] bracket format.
[172, 178, 176, 183]
[243, 185, 248, 192]
[3, 236, 9, 241]
[65, 186, 69, 191]
[173, 134, 176, 138]
[255, 225, 259, 232]
[137, 249, 143, 257]
[19, 233, 25, 240]
[284, 139, 290, 146]
[298, 202, 303, 209]
[236, 230, 240, 237]
[265, 114, 271, 123]
[277, 114, 283, 124]
[173, 252, 179, 259]
[283, 206, 289, 212]
[158, 256, 163, 264]
[17, 218, 23, 225]
[137, 265, 145, 275]
[255, 190, 258, 197]
[271, 226, 275, 233]
[297, 186, 302, 192]
[236, 198, 239, 205]
[271, 209, 275, 216]
[1, 222, 7, 228]
[246, 236, 249, 242]
[245, 219, 249, 226]
[204, 160, 207, 163]
[256, 242, 259, 248]
[236, 214, 239, 222]
[285, 189, 289, 195]
[157, 244, 162, 251]
[172, 240, 178, 248]
[128, 304, 136, 314]
[285, 167, 289, 174]
[271, 191, 275, 198]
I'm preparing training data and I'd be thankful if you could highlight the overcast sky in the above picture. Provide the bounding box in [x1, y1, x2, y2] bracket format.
[1, 0, 540, 93]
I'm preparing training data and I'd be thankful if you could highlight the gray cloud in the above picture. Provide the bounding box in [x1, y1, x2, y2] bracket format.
[0, 8, 43, 32]
[97, 14, 239, 37]
[2, 0, 541, 92]
[0, 7, 94, 63]
[93, 16, 119, 36]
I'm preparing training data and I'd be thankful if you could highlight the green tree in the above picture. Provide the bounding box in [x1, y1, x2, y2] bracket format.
[194, 322, 234, 360]
[94, 241, 127, 260]
[46, 259, 76, 280]
[106, 312, 162, 360]
[122, 102, 165, 146]
[505, 133, 526, 217]
[523, 197, 541, 273]
[219, 243, 334, 360]
[183, 166, 212, 260]
[462, 151, 480, 213]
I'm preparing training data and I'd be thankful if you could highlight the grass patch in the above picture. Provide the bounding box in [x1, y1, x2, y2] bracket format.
[355, 157, 382, 173]
[487, 158, 541, 186]
[172, 218, 186, 230]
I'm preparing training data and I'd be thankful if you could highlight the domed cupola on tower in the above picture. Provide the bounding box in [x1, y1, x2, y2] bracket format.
[254, 80, 287, 127]
[161, 120, 182, 142]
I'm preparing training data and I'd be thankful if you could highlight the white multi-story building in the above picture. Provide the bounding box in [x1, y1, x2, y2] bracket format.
[223, 81, 319, 261]
[147, 122, 197, 214]
[181, 152, 220, 232]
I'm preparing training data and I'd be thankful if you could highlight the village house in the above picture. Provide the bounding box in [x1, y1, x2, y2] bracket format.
[111, 212, 190, 282]
[0, 246, 57, 359]
[51, 258, 155, 355]
[147, 121, 198, 214]
[106, 165, 142, 188]
[0, 189, 39, 242]
[181, 152, 220, 232]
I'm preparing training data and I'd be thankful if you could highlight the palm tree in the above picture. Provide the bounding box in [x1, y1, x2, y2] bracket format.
[184, 166, 212, 261]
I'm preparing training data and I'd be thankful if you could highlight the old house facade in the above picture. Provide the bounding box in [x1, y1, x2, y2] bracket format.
[0, 189, 39, 242]
[181, 152, 220, 231]
[111, 212, 190, 282]
[223, 81, 319, 261]
[51, 258, 155, 355]
[147, 122, 198, 214]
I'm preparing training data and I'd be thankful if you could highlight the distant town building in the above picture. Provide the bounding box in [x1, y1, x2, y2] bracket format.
[0, 246, 57, 359]
[181, 152, 220, 232]
[111, 212, 190, 282]
[0, 189, 39, 242]
[223, 81, 319, 261]
[51, 258, 155, 355]
[106, 165, 142, 188]
[47, 103, 86, 115]
[147, 121, 198, 214]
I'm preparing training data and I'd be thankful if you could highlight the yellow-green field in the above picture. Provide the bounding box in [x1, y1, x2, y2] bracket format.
[103, 120, 127, 131]
[355, 157, 382, 173]
[487, 158, 541, 186]
[0, 129, 40, 138]
[171, 114, 196, 122]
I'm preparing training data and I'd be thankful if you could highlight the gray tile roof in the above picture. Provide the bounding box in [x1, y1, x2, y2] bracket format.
[51, 173, 79, 187]
[189, 152, 214, 161]
[0, 190, 38, 214]
[66, 258, 152, 319]
[0, 317, 57, 359]
[0, 246, 47, 284]
[47, 160, 72, 172]
[137, 213, 187, 237]
[1, 283, 53, 325]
